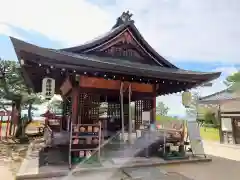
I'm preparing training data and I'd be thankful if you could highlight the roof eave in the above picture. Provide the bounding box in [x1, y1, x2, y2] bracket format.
[10, 37, 221, 92]
[12, 37, 219, 79]
[10, 36, 36, 91]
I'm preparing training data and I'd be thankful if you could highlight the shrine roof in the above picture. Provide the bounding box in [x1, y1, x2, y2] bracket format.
[61, 11, 177, 68]
[10, 11, 221, 95]
[198, 88, 240, 104]
[10, 36, 221, 84]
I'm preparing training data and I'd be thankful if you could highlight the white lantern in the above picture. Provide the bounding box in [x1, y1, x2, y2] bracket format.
[42, 77, 55, 99]
[182, 91, 192, 107]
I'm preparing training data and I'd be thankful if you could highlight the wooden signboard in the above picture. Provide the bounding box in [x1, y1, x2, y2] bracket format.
[79, 76, 153, 93]
[79, 76, 121, 90]
[130, 82, 153, 93]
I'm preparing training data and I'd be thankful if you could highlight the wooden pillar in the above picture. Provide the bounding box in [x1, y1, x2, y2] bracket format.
[128, 84, 132, 144]
[151, 85, 156, 125]
[61, 96, 67, 130]
[120, 82, 125, 141]
[152, 96, 156, 125]
[218, 105, 224, 143]
[71, 87, 79, 125]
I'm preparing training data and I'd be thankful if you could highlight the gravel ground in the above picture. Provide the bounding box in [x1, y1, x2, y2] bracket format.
[0, 141, 28, 180]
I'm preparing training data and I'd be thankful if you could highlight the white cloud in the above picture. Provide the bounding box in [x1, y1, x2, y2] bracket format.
[0, 0, 113, 46]
[111, 0, 240, 63]
[0, 23, 24, 40]
[0, 0, 240, 62]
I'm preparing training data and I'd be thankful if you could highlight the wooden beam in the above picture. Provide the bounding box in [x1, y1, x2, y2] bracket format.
[79, 76, 153, 93]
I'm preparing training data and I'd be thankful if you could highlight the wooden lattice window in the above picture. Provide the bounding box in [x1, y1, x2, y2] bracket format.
[135, 99, 153, 129]
[135, 100, 143, 129]
[79, 93, 100, 124]
[143, 99, 152, 111]
[107, 102, 121, 131]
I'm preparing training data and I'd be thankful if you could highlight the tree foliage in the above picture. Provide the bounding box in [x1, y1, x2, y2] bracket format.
[156, 101, 169, 116]
[225, 71, 240, 92]
[0, 59, 45, 137]
[47, 99, 63, 114]
[203, 110, 218, 127]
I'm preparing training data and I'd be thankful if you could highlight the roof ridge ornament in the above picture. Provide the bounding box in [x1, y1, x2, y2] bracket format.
[112, 11, 134, 29]
[120, 11, 133, 23]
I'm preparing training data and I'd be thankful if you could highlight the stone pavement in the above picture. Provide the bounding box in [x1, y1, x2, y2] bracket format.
[18, 170, 128, 180]
[0, 165, 14, 180]
[16, 139, 240, 180]
[161, 141, 240, 180]
[203, 140, 240, 161]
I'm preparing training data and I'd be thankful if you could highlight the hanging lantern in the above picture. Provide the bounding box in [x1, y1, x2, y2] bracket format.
[42, 77, 55, 99]
[20, 59, 25, 65]
[182, 91, 192, 107]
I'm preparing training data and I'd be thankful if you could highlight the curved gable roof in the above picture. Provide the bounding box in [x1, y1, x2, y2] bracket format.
[61, 13, 178, 68]
[198, 88, 240, 104]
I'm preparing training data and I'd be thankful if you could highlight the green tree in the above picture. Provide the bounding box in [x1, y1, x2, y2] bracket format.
[47, 99, 63, 114]
[0, 59, 45, 138]
[203, 110, 218, 127]
[225, 71, 240, 92]
[156, 101, 169, 116]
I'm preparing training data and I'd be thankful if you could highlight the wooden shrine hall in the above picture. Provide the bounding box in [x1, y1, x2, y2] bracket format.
[11, 11, 221, 165]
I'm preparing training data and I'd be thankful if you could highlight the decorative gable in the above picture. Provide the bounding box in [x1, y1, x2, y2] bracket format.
[84, 30, 159, 65]
[62, 11, 178, 68]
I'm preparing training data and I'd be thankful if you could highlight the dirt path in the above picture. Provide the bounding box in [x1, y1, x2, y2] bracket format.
[161, 141, 240, 180]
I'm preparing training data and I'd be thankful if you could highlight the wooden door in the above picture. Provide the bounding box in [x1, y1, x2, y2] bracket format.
[233, 119, 240, 144]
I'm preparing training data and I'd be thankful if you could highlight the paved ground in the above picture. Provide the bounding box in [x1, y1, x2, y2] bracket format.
[41, 171, 127, 180]
[9, 139, 240, 180]
[161, 141, 240, 180]
[17, 141, 240, 180]
[0, 165, 14, 180]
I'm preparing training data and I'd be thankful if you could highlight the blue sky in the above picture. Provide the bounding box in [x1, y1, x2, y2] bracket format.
[1, 0, 240, 117]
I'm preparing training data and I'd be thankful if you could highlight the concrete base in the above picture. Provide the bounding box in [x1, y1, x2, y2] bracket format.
[16, 156, 211, 180]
